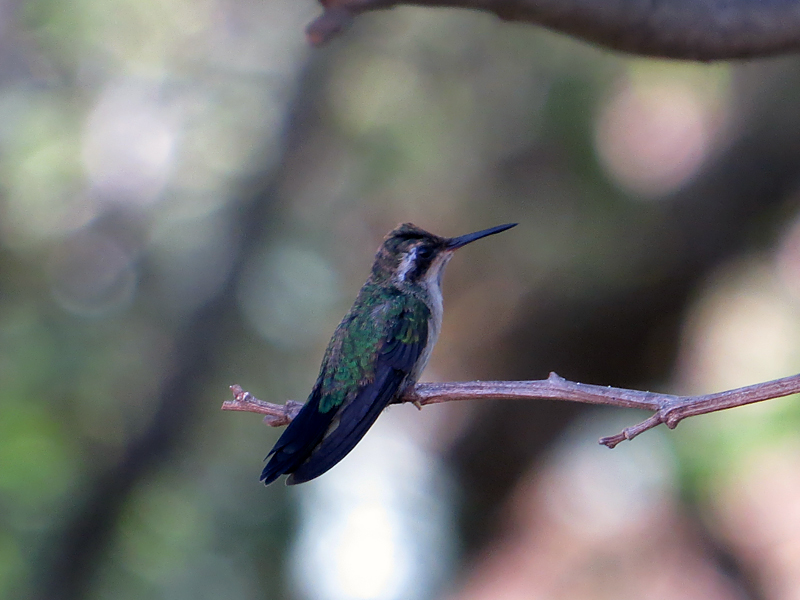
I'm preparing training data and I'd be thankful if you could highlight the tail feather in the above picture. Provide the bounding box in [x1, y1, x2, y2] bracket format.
[287, 366, 403, 484]
[260, 389, 334, 485]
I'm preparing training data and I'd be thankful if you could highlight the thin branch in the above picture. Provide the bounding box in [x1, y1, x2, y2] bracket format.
[306, 0, 800, 60]
[226, 386, 305, 426]
[224, 372, 800, 448]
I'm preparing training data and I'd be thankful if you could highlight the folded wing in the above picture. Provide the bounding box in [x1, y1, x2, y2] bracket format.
[287, 300, 429, 484]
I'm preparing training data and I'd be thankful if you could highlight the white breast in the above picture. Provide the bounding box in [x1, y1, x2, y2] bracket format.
[409, 253, 450, 381]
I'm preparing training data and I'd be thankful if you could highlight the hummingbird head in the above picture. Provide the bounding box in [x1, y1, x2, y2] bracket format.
[372, 222, 517, 288]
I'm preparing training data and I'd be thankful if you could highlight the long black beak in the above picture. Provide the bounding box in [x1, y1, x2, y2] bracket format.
[445, 223, 517, 250]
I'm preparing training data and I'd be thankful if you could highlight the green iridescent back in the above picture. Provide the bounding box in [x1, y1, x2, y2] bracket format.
[315, 282, 430, 413]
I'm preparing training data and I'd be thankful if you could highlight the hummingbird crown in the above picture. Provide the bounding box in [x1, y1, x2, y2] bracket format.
[372, 223, 447, 286]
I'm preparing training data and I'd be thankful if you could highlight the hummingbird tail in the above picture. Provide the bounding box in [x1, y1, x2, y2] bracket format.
[260, 389, 334, 485]
[286, 364, 403, 485]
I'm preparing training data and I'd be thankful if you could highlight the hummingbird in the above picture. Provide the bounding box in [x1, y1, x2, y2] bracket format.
[260, 221, 517, 485]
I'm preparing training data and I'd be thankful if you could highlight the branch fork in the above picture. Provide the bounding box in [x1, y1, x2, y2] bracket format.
[224, 372, 800, 448]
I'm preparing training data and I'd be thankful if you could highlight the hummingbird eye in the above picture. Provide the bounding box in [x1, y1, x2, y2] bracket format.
[395, 243, 436, 283]
[416, 246, 434, 260]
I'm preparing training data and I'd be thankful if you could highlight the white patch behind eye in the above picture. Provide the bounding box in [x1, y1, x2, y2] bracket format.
[394, 246, 418, 283]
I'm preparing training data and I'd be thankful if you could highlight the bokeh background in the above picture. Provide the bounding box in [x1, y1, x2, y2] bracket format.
[3, 0, 800, 598]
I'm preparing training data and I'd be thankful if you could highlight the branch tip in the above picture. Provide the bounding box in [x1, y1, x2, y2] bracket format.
[599, 434, 624, 449]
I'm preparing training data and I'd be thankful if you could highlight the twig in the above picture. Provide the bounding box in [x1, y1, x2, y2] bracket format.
[226, 386, 305, 426]
[224, 372, 800, 448]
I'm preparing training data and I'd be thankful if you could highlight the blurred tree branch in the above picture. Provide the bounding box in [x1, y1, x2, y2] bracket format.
[224, 372, 800, 447]
[307, 0, 800, 60]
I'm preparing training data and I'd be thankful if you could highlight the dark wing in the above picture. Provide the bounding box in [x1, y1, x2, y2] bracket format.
[259, 384, 335, 485]
[285, 303, 429, 484]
